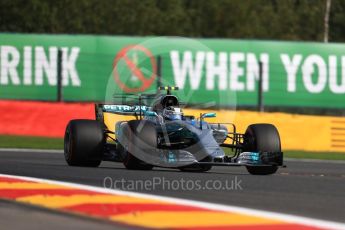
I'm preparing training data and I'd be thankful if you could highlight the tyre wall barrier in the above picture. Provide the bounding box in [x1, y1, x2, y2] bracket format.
[0, 100, 344, 152]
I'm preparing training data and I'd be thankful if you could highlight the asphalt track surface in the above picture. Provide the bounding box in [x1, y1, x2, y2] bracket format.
[0, 150, 344, 228]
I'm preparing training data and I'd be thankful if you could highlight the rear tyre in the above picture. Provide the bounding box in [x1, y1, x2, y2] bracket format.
[243, 124, 281, 175]
[64, 119, 104, 167]
[122, 120, 155, 170]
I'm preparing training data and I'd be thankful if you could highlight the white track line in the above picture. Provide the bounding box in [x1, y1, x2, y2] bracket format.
[1, 173, 344, 230]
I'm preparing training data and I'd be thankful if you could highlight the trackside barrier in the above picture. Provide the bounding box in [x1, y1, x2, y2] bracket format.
[104, 109, 345, 153]
[2, 33, 345, 110]
[0, 100, 344, 152]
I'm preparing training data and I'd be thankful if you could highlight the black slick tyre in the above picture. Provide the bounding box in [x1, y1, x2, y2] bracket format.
[122, 120, 155, 170]
[64, 119, 104, 167]
[243, 123, 281, 175]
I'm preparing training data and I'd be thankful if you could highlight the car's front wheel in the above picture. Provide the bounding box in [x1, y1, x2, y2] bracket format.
[243, 123, 281, 175]
[64, 119, 104, 167]
[121, 120, 155, 170]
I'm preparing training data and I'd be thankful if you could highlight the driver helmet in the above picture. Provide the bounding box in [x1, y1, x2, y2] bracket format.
[163, 106, 182, 121]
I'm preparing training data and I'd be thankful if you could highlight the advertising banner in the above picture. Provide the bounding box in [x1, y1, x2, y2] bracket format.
[1, 33, 345, 108]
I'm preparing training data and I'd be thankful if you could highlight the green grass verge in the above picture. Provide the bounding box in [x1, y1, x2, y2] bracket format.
[0, 135, 344, 161]
[0, 135, 63, 149]
[283, 151, 345, 161]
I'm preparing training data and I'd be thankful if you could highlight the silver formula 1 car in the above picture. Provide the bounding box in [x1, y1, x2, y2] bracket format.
[64, 86, 284, 175]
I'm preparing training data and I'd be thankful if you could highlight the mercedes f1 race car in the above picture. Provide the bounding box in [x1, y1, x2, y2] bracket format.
[64, 86, 284, 175]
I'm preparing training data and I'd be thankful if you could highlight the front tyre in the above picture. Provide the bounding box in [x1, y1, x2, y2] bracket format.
[121, 120, 155, 170]
[118, 143, 153, 170]
[64, 119, 104, 167]
[243, 123, 281, 175]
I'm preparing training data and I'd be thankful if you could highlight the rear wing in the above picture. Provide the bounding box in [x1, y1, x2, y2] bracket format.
[96, 87, 179, 122]
[102, 104, 150, 114]
[95, 93, 157, 121]
[95, 104, 151, 122]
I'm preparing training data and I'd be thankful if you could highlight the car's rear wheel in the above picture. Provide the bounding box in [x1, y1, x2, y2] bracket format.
[121, 120, 155, 170]
[64, 119, 104, 167]
[243, 123, 281, 175]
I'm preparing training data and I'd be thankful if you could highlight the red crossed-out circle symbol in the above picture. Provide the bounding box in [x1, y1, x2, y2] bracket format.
[113, 45, 157, 93]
